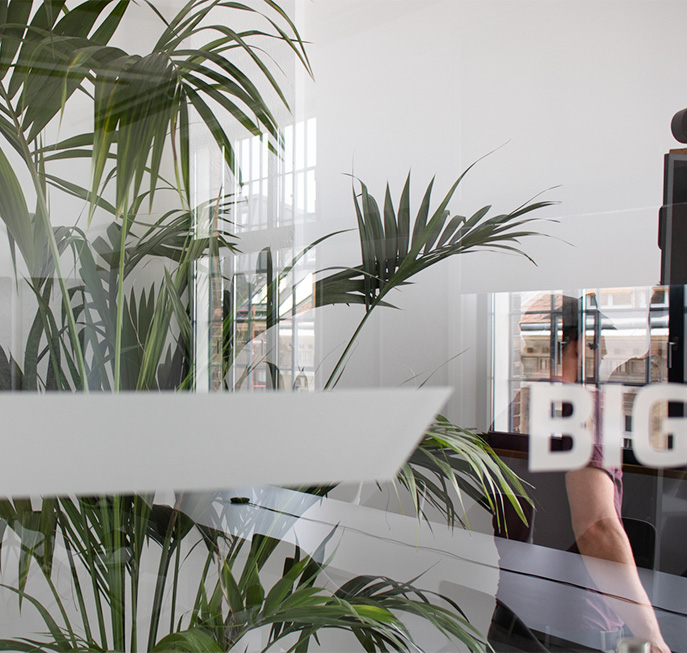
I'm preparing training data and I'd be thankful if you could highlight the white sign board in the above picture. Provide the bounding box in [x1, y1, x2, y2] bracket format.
[0, 389, 451, 496]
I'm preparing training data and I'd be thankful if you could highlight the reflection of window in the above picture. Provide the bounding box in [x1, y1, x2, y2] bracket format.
[233, 118, 317, 231]
[236, 133, 270, 229]
[283, 118, 317, 221]
[224, 120, 318, 392]
[228, 250, 316, 392]
[600, 288, 633, 308]
[492, 287, 669, 435]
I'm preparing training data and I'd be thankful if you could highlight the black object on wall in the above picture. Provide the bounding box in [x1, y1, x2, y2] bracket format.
[659, 111, 687, 386]
[659, 152, 687, 286]
[671, 108, 687, 144]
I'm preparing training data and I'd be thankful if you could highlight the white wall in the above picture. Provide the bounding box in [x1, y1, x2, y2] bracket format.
[309, 0, 684, 290]
[305, 1, 686, 421]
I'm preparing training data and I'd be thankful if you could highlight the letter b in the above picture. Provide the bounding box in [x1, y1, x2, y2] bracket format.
[529, 384, 594, 472]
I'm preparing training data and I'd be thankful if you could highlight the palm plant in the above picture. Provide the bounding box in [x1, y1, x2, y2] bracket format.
[0, 1, 538, 652]
[0, 0, 308, 391]
[309, 170, 547, 527]
[402, 417, 529, 530]
[0, 495, 491, 652]
[316, 169, 553, 389]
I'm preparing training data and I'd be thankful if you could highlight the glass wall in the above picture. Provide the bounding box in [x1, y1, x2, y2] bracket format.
[0, 1, 686, 651]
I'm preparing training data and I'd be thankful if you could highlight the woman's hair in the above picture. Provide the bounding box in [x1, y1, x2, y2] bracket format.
[560, 295, 582, 349]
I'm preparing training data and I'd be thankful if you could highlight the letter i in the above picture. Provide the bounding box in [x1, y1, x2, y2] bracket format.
[601, 385, 623, 468]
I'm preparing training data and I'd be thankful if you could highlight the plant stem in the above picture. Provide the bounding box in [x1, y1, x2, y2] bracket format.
[113, 202, 130, 391]
[130, 495, 150, 653]
[170, 519, 181, 633]
[59, 518, 95, 645]
[85, 511, 109, 648]
[324, 291, 388, 389]
[190, 546, 216, 628]
[148, 494, 183, 650]
[111, 495, 125, 650]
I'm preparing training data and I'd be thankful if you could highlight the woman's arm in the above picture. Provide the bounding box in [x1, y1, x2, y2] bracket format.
[566, 466, 670, 653]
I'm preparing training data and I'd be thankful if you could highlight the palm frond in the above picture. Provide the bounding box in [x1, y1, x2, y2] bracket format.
[401, 416, 531, 531]
[318, 169, 555, 388]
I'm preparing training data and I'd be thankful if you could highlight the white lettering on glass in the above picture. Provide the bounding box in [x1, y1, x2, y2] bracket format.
[528, 383, 687, 472]
[633, 384, 687, 468]
[530, 384, 594, 472]
[601, 383, 624, 469]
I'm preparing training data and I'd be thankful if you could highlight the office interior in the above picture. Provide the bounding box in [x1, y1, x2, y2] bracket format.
[1, 1, 686, 651]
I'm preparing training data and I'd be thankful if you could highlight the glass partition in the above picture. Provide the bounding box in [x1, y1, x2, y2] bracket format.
[0, 2, 687, 652]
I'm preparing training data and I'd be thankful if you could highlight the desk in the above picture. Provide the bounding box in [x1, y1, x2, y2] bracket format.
[496, 536, 687, 650]
[182, 486, 687, 651]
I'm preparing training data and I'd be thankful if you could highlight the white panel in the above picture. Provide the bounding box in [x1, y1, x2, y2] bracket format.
[0, 389, 450, 496]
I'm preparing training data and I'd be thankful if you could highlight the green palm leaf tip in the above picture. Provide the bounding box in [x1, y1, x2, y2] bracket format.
[400, 416, 531, 531]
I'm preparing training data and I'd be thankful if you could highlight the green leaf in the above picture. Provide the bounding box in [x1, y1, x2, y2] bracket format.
[7, 1, 68, 101]
[397, 172, 411, 261]
[359, 182, 385, 286]
[0, 345, 22, 391]
[410, 176, 434, 250]
[185, 86, 238, 177]
[0, 584, 74, 649]
[220, 559, 245, 616]
[382, 183, 398, 278]
[153, 628, 224, 652]
[0, 146, 33, 268]
[0, 0, 32, 81]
